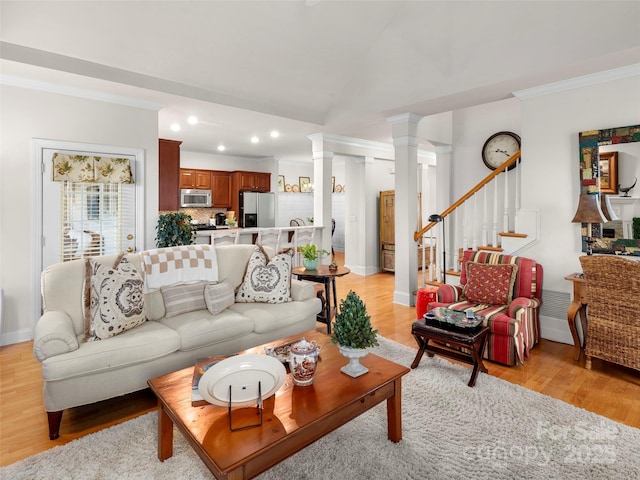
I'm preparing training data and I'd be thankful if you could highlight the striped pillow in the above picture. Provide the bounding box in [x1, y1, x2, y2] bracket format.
[160, 282, 207, 318]
[204, 280, 235, 315]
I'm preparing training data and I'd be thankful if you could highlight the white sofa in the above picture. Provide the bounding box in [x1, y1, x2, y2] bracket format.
[34, 244, 321, 439]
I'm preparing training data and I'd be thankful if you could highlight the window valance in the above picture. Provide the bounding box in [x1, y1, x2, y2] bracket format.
[52, 153, 134, 184]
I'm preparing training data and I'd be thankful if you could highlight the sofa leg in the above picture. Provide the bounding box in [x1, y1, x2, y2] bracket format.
[585, 356, 592, 371]
[48, 411, 63, 440]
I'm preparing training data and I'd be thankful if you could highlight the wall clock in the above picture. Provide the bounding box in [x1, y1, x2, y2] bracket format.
[481, 131, 521, 171]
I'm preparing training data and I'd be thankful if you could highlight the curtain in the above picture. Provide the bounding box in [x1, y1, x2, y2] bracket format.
[52, 153, 134, 184]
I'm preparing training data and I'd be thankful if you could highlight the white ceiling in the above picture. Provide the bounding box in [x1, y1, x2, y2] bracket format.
[2, 1, 639, 161]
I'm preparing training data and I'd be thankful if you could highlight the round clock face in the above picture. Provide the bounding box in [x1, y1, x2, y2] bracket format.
[482, 131, 521, 170]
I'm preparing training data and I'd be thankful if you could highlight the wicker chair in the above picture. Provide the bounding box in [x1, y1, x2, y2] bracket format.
[579, 255, 640, 372]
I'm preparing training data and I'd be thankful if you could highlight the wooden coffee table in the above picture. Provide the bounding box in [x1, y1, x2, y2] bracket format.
[148, 330, 410, 480]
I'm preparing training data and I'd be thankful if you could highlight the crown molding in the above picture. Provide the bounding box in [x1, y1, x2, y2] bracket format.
[513, 63, 640, 100]
[0, 74, 165, 111]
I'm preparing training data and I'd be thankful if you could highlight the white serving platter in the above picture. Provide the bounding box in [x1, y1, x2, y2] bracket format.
[198, 354, 286, 407]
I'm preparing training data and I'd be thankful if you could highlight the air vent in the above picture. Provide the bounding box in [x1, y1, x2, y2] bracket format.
[539, 289, 570, 320]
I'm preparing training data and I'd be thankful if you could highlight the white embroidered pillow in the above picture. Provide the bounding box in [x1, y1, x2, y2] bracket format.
[235, 245, 292, 304]
[86, 256, 146, 341]
[204, 280, 235, 315]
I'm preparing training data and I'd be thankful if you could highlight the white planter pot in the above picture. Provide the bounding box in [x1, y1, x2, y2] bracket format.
[338, 345, 369, 377]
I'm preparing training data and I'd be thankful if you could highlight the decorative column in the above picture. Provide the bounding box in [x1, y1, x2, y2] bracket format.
[344, 156, 370, 274]
[388, 113, 423, 306]
[308, 134, 333, 261]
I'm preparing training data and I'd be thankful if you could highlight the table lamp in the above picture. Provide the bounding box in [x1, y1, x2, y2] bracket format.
[428, 214, 446, 282]
[571, 193, 607, 255]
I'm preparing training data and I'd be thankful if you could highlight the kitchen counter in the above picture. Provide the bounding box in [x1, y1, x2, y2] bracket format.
[194, 225, 324, 246]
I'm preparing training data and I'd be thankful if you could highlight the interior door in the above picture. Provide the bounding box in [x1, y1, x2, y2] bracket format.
[42, 148, 137, 270]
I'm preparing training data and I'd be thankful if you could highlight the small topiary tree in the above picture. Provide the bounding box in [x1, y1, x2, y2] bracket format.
[330, 290, 379, 349]
[156, 212, 195, 247]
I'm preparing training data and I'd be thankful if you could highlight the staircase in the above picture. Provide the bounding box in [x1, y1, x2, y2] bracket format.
[414, 150, 540, 286]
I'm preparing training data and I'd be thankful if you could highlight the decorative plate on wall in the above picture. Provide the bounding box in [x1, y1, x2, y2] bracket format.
[292, 184, 300, 193]
[335, 184, 343, 193]
[285, 184, 292, 192]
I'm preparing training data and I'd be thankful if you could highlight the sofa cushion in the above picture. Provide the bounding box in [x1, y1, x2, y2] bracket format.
[41, 321, 181, 381]
[85, 256, 146, 341]
[230, 301, 318, 334]
[161, 282, 207, 318]
[462, 262, 518, 305]
[159, 309, 255, 351]
[235, 245, 292, 304]
[204, 280, 235, 315]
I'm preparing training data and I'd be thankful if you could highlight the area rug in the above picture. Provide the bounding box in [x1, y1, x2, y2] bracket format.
[3, 337, 639, 479]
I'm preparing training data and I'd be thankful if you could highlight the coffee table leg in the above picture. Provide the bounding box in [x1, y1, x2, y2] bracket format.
[158, 404, 174, 461]
[386, 378, 403, 442]
[467, 336, 489, 387]
[410, 336, 429, 369]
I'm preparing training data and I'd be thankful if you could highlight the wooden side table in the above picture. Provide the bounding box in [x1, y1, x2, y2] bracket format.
[292, 265, 350, 334]
[410, 320, 490, 387]
[565, 272, 587, 361]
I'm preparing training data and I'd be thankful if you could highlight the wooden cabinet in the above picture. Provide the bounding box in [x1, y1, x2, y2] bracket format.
[379, 190, 423, 272]
[180, 169, 211, 190]
[232, 171, 271, 192]
[159, 139, 182, 211]
[380, 190, 395, 272]
[211, 171, 231, 207]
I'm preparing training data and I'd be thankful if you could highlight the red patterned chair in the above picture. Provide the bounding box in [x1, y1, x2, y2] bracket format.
[428, 250, 543, 366]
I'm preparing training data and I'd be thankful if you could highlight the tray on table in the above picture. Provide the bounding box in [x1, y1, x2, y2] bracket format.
[424, 307, 484, 331]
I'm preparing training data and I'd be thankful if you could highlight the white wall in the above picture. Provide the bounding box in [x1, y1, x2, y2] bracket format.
[0, 84, 159, 345]
[520, 75, 640, 343]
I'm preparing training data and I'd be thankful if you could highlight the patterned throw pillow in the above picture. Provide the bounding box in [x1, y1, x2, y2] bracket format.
[235, 245, 292, 304]
[160, 282, 207, 318]
[85, 256, 146, 341]
[203, 280, 235, 315]
[462, 262, 519, 305]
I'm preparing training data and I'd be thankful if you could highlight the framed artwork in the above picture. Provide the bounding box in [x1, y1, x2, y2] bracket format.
[332, 176, 335, 192]
[278, 175, 285, 192]
[599, 152, 618, 194]
[299, 176, 311, 193]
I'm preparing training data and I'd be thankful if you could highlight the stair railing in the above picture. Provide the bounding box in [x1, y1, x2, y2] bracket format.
[416, 150, 521, 285]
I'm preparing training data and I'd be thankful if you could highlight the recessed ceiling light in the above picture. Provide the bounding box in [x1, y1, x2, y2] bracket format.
[270, 130, 280, 138]
[187, 116, 198, 125]
[170, 123, 181, 132]
[217, 145, 226, 152]
[250, 136, 259, 144]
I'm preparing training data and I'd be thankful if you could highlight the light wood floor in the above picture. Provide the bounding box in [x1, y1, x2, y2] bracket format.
[1, 252, 639, 466]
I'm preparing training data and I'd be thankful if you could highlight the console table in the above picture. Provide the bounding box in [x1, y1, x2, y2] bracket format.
[565, 272, 588, 361]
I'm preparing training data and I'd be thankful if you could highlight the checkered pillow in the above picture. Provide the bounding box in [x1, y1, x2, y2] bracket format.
[203, 280, 235, 315]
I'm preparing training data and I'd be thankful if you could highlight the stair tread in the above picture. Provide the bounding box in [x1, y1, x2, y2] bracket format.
[499, 232, 528, 238]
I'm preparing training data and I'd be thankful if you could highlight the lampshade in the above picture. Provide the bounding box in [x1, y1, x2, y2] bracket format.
[428, 214, 443, 223]
[599, 194, 618, 222]
[571, 194, 607, 224]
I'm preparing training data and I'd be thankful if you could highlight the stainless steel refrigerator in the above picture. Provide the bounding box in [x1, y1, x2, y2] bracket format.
[239, 191, 275, 228]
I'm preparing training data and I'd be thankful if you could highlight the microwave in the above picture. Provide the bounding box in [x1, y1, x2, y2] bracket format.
[180, 189, 212, 208]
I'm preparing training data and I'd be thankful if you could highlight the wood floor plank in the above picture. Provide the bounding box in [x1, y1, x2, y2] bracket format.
[1, 252, 638, 467]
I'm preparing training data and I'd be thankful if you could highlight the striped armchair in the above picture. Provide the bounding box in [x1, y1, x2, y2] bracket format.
[428, 250, 543, 366]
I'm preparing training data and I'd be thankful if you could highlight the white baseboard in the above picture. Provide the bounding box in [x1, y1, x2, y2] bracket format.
[343, 264, 380, 276]
[1, 328, 33, 346]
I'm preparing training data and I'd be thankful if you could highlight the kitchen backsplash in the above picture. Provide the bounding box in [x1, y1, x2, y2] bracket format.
[158, 208, 228, 224]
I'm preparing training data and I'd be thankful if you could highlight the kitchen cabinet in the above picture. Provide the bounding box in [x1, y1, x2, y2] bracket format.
[211, 170, 231, 207]
[180, 169, 211, 190]
[159, 139, 182, 211]
[233, 171, 271, 192]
